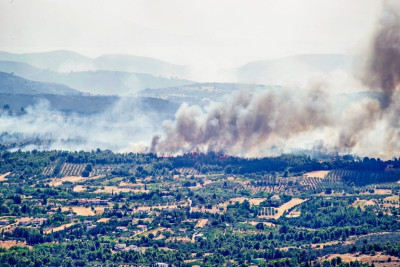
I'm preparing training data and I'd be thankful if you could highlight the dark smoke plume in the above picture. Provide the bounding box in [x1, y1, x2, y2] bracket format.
[152, 84, 332, 156]
[364, 0, 400, 109]
[150, 1, 400, 158]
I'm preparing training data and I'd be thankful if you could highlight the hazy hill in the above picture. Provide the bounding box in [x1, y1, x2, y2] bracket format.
[0, 50, 94, 73]
[0, 71, 179, 115]
[236, 54, 355, 84]
[0, 50, 188, 78]
[0, 51, 357, 86]
[94, 54, 187, 78]
[140, 81, 385, 112]
[0, 61, 193, 95]
[0, 71, 81, 96]
[0, 93, 179, 116]
[140, 82, 278, 105]
[0, 61, 42, 76]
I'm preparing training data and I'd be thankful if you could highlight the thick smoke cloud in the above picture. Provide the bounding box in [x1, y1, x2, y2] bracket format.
[0, 98, 160, 152]
[362, 0, 400, 155]
[3, 2, 400, 159]
[152, 84, 332, 156]
[151, 78, 389, 157]
[151, 1, 400, 158]
[364, 0, 400, 108]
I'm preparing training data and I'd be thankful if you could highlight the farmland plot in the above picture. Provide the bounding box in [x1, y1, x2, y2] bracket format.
[0, 172, 10, 181]
[61, 206, 105, 216]
[260, 198, 308, 219]
[305, 170, 330, 179]
[319, 253, 400, 267]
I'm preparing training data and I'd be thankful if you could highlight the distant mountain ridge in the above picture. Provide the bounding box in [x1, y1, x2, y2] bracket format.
[94, 54, 186, 78]
[0, 61, 193, 95]
[0, 51, 358, 86]
[0, 50, 188, 78]
[0, 71, 179, 116]
[139, 82, 279, 105]
[0, 51, 360, 96]
[0, 50, 94, 73]
[0, 93, 179, 116]
[236, 54, 356, 84]
[0, 71, 81, 95]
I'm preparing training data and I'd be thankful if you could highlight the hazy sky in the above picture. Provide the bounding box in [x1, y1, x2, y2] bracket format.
[0, 0, 381, 67]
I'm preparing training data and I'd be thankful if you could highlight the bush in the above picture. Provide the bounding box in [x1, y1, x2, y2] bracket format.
[85, 164, 93, 172]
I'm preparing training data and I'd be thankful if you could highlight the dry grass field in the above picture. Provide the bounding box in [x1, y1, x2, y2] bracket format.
[274, 198, 308, 219]
[361, 189, 392, 195]
[94, 186, 149, 194]
[260, 198, 308, 219]
[61, 206, 105, 216]
[73, 185, 86, 192]
[195, 219, 208, 228]
[319, 253, 400, 267]
[311, 240, 354, 249]
[305, 170, 330, 179]
[0, 217, 33, 233]
[0, 240, 32, 249]
[118, 181, 146, 187]
[132, 218, 153, 225]
[97, 218, 110, 223]
[382, 195, 399, 209]
[286, 208, 301, 218]
[49, 175, 104, 187]
[0, 172, 10, 182]
[352, 198, 376, 210]
[222, 197, 267, 207]
[191, 206, 224, 214]
[279, 246, 299, 251]
[384, 195, 399, 202]
[45, 222, 75, 234]
[203, 180, 213, 186]
[50, 176, 84, 186]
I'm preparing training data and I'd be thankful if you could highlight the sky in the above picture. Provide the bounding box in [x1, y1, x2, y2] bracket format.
[0, 0, 382, 68]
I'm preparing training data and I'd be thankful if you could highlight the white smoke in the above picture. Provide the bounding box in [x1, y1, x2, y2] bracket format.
[2, 2, 400, 160]
[0, 98, 161, 152]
